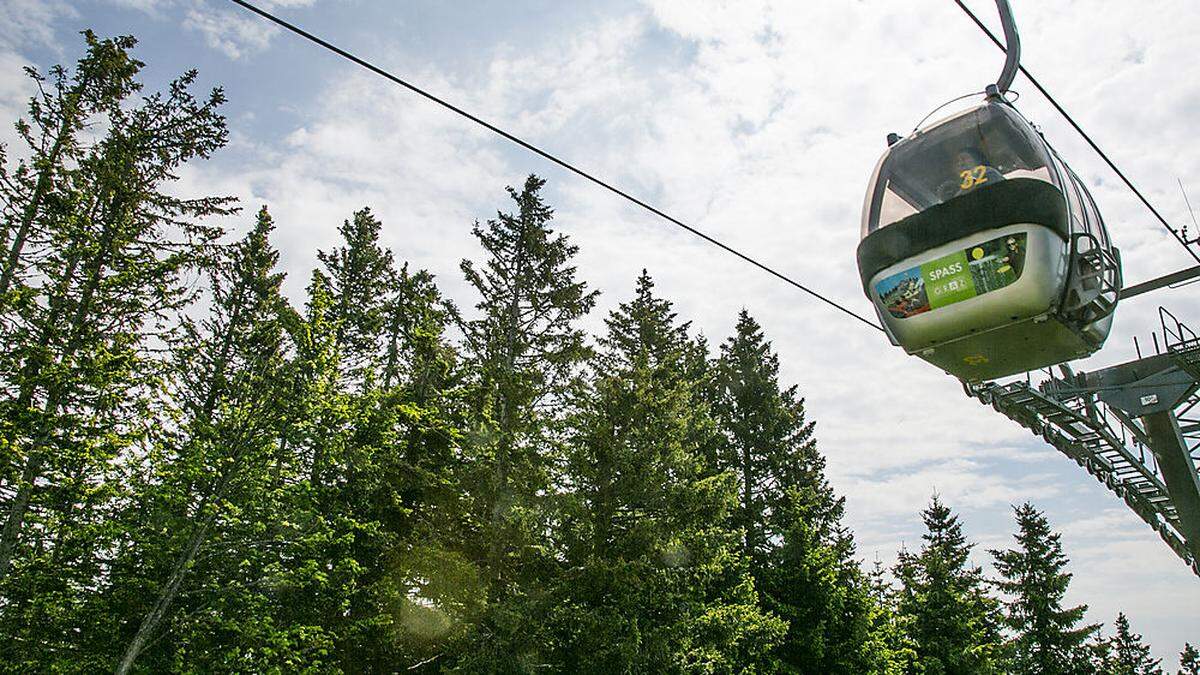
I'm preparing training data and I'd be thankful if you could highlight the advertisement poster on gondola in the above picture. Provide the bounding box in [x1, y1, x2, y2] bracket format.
[876, 233, 1027, 319]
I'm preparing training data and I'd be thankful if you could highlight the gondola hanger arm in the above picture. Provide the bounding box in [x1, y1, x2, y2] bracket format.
[991, 0, 1021, 95]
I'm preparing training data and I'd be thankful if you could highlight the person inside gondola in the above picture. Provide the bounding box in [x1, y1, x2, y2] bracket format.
[939, 147, 1004, 200]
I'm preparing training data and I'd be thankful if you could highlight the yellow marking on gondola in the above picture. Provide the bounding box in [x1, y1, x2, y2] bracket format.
[964, 354, 989, 365]
[959, 165, 990, 190]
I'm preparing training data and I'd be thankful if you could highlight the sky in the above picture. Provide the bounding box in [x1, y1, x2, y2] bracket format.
[3, 0, 1199, 665]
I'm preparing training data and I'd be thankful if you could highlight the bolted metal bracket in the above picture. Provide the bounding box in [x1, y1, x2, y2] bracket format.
[1088, 356, 1198, 416]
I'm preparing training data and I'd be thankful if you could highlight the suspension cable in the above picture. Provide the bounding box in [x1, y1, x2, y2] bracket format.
[227, 0, 885, 332]
[953, 0, 1200, 264]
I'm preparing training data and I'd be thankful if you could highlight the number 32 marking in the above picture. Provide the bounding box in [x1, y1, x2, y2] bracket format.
[959, 165, 990, 190]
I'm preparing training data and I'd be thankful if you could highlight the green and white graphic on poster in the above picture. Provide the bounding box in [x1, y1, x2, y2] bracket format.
[921, 250, 975, 308]
[875, 233, 1027, 319]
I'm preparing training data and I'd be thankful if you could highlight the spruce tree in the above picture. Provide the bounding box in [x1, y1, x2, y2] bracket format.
[990, 503, 1097, 675]
[770, 504, 881, 673]
[0, 30, 141, 302]
[374, 267, 466, 667]
[306, 212, 468, 670]
[896, 495, 1003, 674]
[545, 271, 784, 672]
[458, 175, 597, 592]
[0, 33, 232, 662]
[1099, 613, 1163, 675]
[1180, 643, 1200, 675]
[379, 265, 464, 592]
[112, 207, 290, 673]
[326, 264, 467, 672]
[317, 207, 397, 385]
[864, 560, 922, 674]
[272, 269, 391, 672]
[710, 310, 834, 566]
[710, 310, 875, 671]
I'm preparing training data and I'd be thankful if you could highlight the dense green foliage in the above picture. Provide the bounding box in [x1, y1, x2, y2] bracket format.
[895, 496, 1004, 674]
[1094, 613, 1163, 675]
[0, 32, 1183, 674]
[990, 503, 1098, 675]
[1181, 643, 1200, 675]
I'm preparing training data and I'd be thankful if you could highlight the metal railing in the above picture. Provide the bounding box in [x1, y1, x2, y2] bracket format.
[964, 309, 1200, 576]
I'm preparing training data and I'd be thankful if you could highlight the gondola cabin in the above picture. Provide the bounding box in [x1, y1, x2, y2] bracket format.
[857, 98, 1121, 381]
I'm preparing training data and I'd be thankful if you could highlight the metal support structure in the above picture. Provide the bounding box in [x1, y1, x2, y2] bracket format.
[1121, 265, 1200, 300]
[992, 0, 1021, 94]
[1142, 411, 1200, 565]
[964, 306, 1200, 577]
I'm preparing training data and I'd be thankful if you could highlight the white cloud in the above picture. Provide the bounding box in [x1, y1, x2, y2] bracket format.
[196, 0, 1200, 626]
[117, 0, 323, 60]
[0, 0, 77, 153]
[106, 0, 168, 13]
[499, 3, 1200, 663]
[3, 0, 1198, 666]
[183, 4, 280, 60]
[0, 51, 35, 153]
[0, 0, 76, 51]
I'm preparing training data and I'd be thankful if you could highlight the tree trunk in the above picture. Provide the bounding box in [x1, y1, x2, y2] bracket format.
[382, 296, 402, 390]
[0, 452, 46, 580]
[0, 78, 91, 299]
[741, 429, 760, 570]
[488, 234, 526, 587]
[116, 270, 260, 672]
[0, 202, 118, 582]
[115, 512, 213, 675]
[591, 440, 614, 560]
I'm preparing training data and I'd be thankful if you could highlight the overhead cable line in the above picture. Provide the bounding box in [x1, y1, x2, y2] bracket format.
[953, 0, 1200, 265]
[227, 0, 884, 332]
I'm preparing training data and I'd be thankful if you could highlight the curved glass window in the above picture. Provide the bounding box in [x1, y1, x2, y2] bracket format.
[862, 102, 1061, 237]
[1078, 173, 1110, 249]
[1064, 168, 1089, 238]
